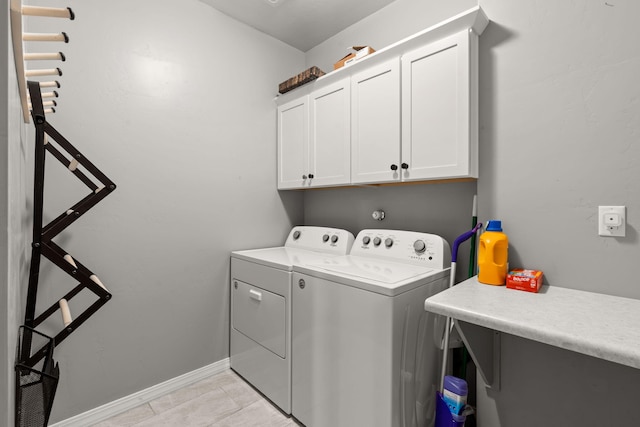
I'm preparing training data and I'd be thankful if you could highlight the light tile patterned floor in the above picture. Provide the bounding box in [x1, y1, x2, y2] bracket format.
[92, 370, 302, 427]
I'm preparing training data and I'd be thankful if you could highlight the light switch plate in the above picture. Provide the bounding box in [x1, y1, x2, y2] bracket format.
[598, 206, 626, 237]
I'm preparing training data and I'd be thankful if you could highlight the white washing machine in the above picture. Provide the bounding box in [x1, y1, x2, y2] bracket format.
[230, 226, 355, 414]
[291, 229, 451, 427]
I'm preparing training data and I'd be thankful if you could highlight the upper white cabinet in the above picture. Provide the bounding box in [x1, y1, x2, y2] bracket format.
[401, 30, 478, 181]
[277, 78, 351, 190]
[277, 97, 309, 189]
[351, 59, 401, 184]
[276, 6, 488, 190]
[309, 78, 351, 188]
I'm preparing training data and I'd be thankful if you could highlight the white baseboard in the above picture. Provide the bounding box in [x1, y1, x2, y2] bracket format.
[50, 358, 230, 427]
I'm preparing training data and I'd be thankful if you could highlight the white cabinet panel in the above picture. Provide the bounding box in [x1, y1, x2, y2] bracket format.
[309, 78, 351, 187]
[351, 59, 401, 184]
[277, 97, 309, 189]
[401, 31, 477, 181]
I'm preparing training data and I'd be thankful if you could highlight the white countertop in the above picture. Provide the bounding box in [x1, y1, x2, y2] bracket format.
[424, 277, 640, 370]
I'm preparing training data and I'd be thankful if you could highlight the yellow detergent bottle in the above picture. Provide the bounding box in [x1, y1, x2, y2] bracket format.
[478, 220, 509, 285]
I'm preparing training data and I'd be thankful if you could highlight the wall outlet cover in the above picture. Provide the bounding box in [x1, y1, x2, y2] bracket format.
[598, 206, 626, 237]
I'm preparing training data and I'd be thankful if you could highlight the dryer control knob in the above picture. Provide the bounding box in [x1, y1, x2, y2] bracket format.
[323, 234, 330, 242]
[298, 279, 306, 289]
[373, 237, 382, 246]
[385, 238, 394, 248]
[331, 235, 339, 243]
[413, 240, 426, 253]
[293, 230, 301, 240]
[363, 236, 371, 245]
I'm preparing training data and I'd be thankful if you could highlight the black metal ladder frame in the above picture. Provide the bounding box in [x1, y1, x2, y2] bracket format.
[20, 80, 116, 367]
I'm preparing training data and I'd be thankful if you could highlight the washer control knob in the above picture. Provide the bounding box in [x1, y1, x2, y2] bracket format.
[363, 236, 371, 245]
[373, 237, 382, 246]
[413, 240, 426, 253]
[385, 238, 394, 248]
[298, 279, 306, 289]
[293, 230, 301, 240]
[323, 234, 330, 242]
[331, 235, 339, 243]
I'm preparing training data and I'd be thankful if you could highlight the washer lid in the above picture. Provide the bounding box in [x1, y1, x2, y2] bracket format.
[231, 247, 344, 271]
[310, 255, 435, 284]
[297, 255, 449, 296]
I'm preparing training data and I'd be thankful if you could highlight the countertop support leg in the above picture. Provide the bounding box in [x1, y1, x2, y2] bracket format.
[455, 320, 501, 390]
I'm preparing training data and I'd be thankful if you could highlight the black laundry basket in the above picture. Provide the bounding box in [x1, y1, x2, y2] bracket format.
[15, 326, 60, 427]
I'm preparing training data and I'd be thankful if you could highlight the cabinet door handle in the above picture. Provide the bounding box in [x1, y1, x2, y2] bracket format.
[401, 163, 409, 169]
[390, 164, 398, 171]
[302, 174, 308, 179]
[308, 174, 314, 179]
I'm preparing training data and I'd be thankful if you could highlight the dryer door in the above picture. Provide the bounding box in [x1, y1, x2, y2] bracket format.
[232, 280, 286, 358]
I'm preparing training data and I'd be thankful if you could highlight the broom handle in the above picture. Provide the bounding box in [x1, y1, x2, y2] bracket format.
[468, 195, 478, 277]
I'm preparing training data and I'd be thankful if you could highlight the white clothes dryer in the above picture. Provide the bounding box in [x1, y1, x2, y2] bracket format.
[230, 226, 355, 414]
[291, 229, 451, 427]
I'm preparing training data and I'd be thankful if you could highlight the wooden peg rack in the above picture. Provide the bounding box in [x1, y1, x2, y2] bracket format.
[10, 0, 74, 122]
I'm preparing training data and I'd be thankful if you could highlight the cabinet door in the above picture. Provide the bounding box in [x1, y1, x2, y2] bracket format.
[351, 59, 401, 184]
[309, 78, 351, 187]
[401, 30, 477, 181]
[277, 96, 309, 189]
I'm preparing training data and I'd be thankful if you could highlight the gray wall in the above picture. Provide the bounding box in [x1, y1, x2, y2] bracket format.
[304, 0, 640, 426]
[305, 0, 477, 72]
[19, 0, 304, 422]
[478, 0, 640, 298]
[304, 183, 479, 283]
[2, 4, 30, 426]
[5, 0, 640, 425]
[476, 1, 640, 425]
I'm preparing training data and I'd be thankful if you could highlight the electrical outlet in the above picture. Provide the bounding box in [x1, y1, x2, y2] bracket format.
[598, 206, 626, 237]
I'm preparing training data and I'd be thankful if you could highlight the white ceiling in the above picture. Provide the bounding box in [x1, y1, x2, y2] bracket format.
[198, 0, 398, 52]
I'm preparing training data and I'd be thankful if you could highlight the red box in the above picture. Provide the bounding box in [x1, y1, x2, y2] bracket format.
[506, 269, 544, 293]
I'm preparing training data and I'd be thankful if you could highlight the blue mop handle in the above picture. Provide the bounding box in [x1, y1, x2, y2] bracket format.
[451, 222, 483, 263]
